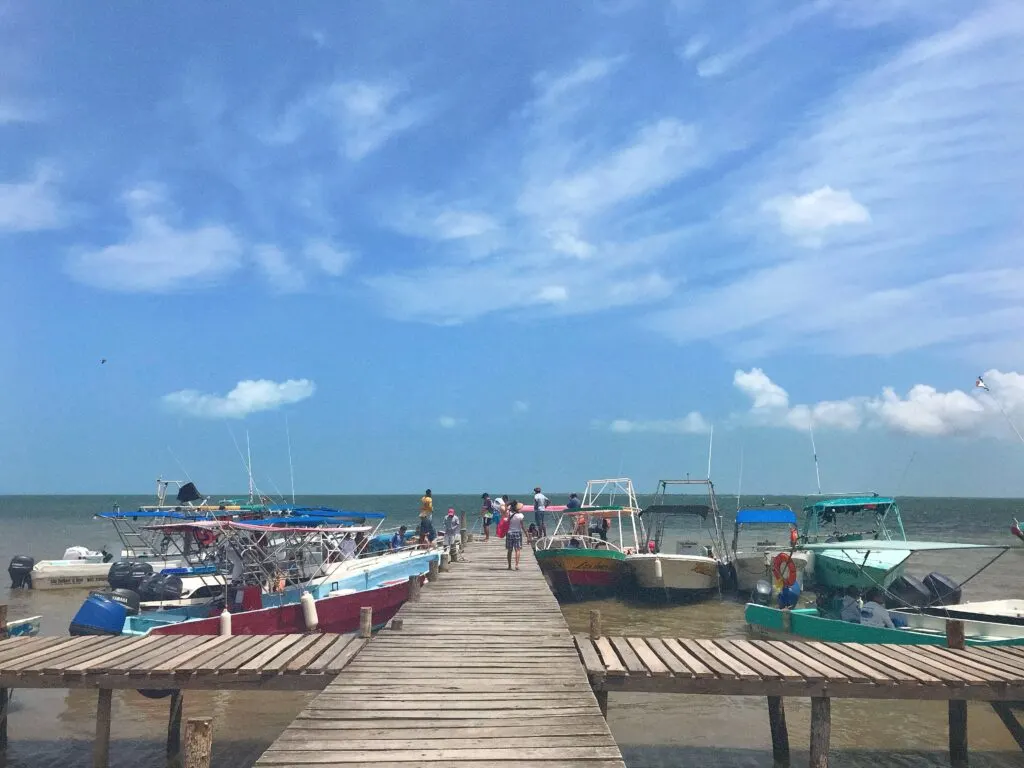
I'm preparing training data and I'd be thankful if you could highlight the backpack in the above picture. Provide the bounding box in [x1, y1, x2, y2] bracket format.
[496, 517, 509, 538]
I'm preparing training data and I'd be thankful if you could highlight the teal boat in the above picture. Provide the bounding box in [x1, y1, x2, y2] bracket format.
[802, 494, 909, 589]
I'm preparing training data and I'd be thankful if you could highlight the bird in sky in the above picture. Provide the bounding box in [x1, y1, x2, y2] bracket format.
[100, 359, 106, 365]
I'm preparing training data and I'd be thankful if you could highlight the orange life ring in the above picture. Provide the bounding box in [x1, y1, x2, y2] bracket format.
[771, 552, 797, 588]
[194, 529, 216, 547]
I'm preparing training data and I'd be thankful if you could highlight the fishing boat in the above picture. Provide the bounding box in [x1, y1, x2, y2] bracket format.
[27, 546, 115, 591]
[1011, 518, 1024, 543]
[6, 615, 41, 637]
[745, 541, 1020, 646]
[801, 494, 910, 590]
[534, 478, 643, 602]
[731, 504, 809, 593]
[625, 478, 729, 601]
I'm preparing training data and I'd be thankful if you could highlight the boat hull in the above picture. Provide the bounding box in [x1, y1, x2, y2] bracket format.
[31, 563, 111, 591]
[745, 604, 1024, 646]
[147, 580, 410, 636]
[809, 547, 908, 590]
[6, 616, 41, 637]
[625, 554, 719, 600]
[733, 551, 809, 592]
[534, 548, 625, 601]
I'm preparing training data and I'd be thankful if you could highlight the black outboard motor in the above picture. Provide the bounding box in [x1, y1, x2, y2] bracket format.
[108, 560, 153, 591]
[140, 573, 184, 602]
[886, 574, 931, 609]
[8, 555, 34, 589]
[751, 579, 773, 605]
[90, 588, 141, 616]
[924, 572, 962, 606]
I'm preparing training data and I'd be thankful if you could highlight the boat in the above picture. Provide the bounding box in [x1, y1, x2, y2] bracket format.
[745, 541, 1021, 646]
[27, 546, 115, 591]
[801, 494, 910, 590]
[6, 615, 41, 637]
[1012, 518, 1024, 543]
[730, 504, 809, 593]
[534, 478, 643, 602]
[625, 478, 729, 602]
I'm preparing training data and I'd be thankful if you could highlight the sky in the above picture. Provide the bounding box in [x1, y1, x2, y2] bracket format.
[2, 1, 1024, 496]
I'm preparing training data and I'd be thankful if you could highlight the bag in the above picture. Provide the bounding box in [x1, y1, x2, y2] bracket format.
[497, 518, 509, 538]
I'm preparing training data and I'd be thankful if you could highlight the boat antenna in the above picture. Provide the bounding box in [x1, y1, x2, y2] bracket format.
[706, 425, 714, 480]
[166, 446, 194, 483]
[736, 440, 744, 512]
[895, 451, 917, 497]
[976, 376, 1024, 445]
[286, 414, 296, 505]
[246, 430, 254, 503]
[808, 421, 822, 495]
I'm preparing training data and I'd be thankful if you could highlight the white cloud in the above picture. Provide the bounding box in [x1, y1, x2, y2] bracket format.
[679, 36, 708, 60]
[66, 186, 242, 292]
[0, 101, 43, 125]
[163, 378, 316, 419]
[607, 412, 712, 435]
[429, 210, 499, 241]
[253, 245, 306, 292]
[733, 367, 1024, 439]
[764, 186, 870, 244]
[0, 164, 64, 232]
[538, 285, 568, 303]
[513, 400, 529, 414]
[533, 57, 626, 108]
[304, 240, 354, 277]
[438, 415, 464, 429]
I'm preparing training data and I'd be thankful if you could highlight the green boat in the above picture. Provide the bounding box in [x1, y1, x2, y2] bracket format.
[802, 494, 909, 590]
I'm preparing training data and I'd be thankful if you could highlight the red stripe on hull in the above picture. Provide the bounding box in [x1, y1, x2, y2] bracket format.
[150, 581, 408, 636]
[567, 569, 619, 588]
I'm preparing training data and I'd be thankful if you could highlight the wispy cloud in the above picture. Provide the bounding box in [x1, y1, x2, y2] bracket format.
[438, 415, 464, 429]
[163, 378, 316, 419]
[253, 244, 306, 293]
[0, 164, 64, 232]
[763, 186, 870, 245]
[603, 412, 712, 435]
[513, 400, 530, 414]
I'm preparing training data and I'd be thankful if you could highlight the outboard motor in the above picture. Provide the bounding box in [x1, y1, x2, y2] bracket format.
[751, 579, 773, 605]
[924, 572, 962, 606]
[90, 588, 141, 616]
[108, 560, 153, 591]
[718, 562, 738, 593]
[141, 573, 184, 603]
[69, 593, 127, 636]
[886, 574, 931, 609]
[8, 555, 34, 589]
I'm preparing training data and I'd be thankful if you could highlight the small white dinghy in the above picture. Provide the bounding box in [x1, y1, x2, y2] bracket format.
[30, 546, 114, 591]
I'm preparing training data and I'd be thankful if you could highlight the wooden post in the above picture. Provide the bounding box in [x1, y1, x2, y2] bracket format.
[408, 574, 421, 601]
[990, 702, 1024, 752]
[93, 688, 113, 768]
[183, 717, 213, 768]
[589, 610, 601, 641]
[460, 513, 469, 546]
[947, 620, 968, 767]
[767, 696, 791, 768]
[809, 696, 830, 768]
[0, 604, 8, 640]
[781, 608, 792, 634]
[359, 607, 373, 639]
[428, 559, 439, 581]
[440, 552, 451, 572]
[167, 689, 184, 766]
[391, 618, 404, 631]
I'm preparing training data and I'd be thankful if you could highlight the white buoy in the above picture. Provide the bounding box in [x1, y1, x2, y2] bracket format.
[300, 591, 319, 631]
[654, 557, 663, 581]
[219, 608, 231, 636]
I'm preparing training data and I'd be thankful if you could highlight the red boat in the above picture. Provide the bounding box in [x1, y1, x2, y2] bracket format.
[1012, 519, 1024, 544]
[148, 579, 411, 636]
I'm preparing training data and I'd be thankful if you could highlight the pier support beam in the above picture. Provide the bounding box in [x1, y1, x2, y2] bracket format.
[428, 559, 440, 582]
[809, 696, 830, 768]
[589, 610, 601, 641]
[93, 688, 112, 768]
[167, 690, 184, 766]
[595, 689, 608, 718]
[767, 696, 791, 768]
[183, 717, 213, 768]
[440, 552, 451, 571]
[990, 702, 1024, 752]
[359, 607, 373, 639]
[0, 687, 8, 752]
[947, 620, 968, 768]
[408, 575, 421, 601]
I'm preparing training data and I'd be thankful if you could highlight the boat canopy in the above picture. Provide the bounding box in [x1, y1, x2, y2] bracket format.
[97, 509, 195, 520]
[735, 507, 797, 525]
[640, 504, 710, 519]
[802, 540, 1006, 552]
[804, 495, 895, 514]
[266, 506, 387, 520]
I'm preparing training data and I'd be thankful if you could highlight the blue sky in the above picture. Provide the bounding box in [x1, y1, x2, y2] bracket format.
[2, 1, 1024, 496]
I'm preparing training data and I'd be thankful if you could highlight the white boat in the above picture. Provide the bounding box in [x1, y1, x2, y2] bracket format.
[30, 547, 114, 591]
[626, 478, 728, 601]
[730, 505, 809, 592]
[6, 615, 41, 637]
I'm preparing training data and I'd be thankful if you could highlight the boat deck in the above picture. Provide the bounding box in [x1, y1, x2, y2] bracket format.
[257, 540, 625, 767]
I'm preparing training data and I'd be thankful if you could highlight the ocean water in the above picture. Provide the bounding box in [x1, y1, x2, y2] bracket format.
[1, 493, 1022, 767]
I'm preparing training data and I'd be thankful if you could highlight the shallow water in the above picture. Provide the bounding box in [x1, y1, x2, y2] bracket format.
[1, 493, 1022, 766]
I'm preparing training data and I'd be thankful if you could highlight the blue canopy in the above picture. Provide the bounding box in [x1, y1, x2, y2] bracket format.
[97, 510, 193, 520]
[265, 506, 386, 520]
[735, 508, 798, 525]
[245, 515, 369, 527]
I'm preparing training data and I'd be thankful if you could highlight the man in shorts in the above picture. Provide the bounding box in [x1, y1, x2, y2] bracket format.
[533, 486, 549, 538]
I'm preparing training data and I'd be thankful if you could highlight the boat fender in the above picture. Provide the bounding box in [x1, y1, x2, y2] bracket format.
[219, 607, 232, 636]
[771, 552, 798, 588]
[789, 527, 798, 546]
[300, 591, 319, 631]
[8, 555, 34, 589]
[653, 557, 663, 581]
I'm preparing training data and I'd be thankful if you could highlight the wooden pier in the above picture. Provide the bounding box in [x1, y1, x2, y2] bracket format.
[257, 540, 625, 767]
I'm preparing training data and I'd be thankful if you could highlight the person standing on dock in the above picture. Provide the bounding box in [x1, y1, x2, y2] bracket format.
[481, 493, 493, 541]
[506, 501, 526, 570]
[418, 489, 435, 544]
[533, 486, 549, 538]
[443, 507, 460, 552]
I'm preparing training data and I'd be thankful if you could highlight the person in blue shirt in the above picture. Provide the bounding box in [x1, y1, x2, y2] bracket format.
[566, 493, 581, 510]
[390, 525, 408, 550]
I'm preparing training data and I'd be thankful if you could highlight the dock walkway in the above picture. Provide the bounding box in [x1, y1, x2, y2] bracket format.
[258, 540, 625, 767]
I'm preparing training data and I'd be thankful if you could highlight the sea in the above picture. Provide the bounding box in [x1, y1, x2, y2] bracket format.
[1, 493, 1022, 767]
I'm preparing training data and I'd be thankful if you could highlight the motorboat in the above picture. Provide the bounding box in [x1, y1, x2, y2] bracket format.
[626, 478, 729, 601]
[27, 546, 115, 591]
[730, 504, 809, 593]
[801, 494, 910, 590]
[534, 478, 643, 602]
[6, 614, 41, 637]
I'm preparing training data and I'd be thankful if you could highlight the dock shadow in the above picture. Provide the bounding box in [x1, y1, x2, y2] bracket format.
[619, 744, 1024, 767]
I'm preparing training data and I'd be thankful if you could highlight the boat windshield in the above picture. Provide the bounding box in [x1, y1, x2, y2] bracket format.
[643, 479, 726, 559]
[801, 494, 906, 543]
[732, 505, 798, 554]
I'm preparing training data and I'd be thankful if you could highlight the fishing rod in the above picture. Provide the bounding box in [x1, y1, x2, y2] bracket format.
[976, 376, 1024, 445]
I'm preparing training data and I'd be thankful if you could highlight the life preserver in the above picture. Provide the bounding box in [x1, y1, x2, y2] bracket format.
[771, 552, 797, 588]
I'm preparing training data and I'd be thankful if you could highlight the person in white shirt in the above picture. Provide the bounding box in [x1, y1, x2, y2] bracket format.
[506, 502, 526, 570]
[339, 534, 357, 561]
[839, 586, 862, 623]
[859, 588, 895, 629]
[533, 486, 550, 538]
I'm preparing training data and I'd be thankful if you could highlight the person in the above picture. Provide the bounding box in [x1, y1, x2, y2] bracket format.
[527, 522, 539, 543]
[566, 492, 581, 510]
[390, 525, 408, 550]
[339, 533, 356, 560]
[839, 586, 861, 623]
[506, 501, 526, 570]
[443, 507, 460, 551]
[481, 493, 493, 541]
[859, 587, 895, 629]
[418, 489, 434, 544]
[354, 531, 367, 556]
[533, 486, 549, 538]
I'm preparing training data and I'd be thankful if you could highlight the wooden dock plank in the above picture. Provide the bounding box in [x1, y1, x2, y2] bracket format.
[626, 637, 670, 676]
[593, 637, 627, 676]
[644, 637, 693, 677]
[608, 637, 647, 674]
